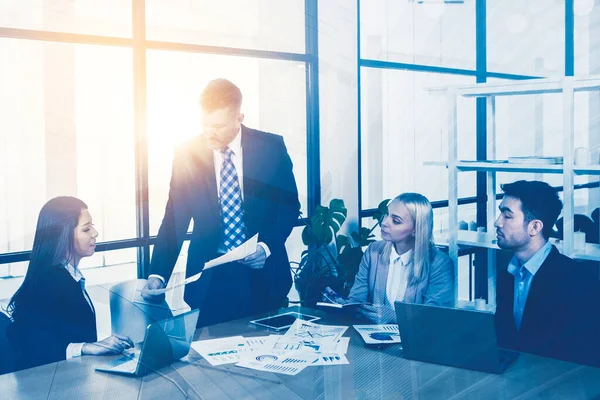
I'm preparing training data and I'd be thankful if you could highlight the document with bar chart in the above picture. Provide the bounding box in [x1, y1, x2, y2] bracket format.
[311, 354, 350, 366]
[354, 324, 401, 345]
[236, 352, 317, 376]
[273, 319, 348, 353]
[191, 335, 279, 366]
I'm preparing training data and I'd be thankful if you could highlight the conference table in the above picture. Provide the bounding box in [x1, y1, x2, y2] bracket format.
[2, 305, 600, 400]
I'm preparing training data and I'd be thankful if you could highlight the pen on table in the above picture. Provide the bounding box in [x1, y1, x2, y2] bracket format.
[193, 362, 283, 384]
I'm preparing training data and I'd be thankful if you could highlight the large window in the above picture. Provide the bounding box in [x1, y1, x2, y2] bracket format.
[487, 0, 564, 76]
[574, 1, 600, 75]
[358, 1, 478, 302]
[0, 1, 313, 301]
[360, 0, 476, 69]
[0, 39, 136, 254]
[360, 68, 476, 209]
[0, 0, 132, 37]
[145, 0, 305, 53]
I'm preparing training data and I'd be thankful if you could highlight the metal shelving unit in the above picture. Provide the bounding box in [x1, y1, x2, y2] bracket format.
[429, 76, 600, 304]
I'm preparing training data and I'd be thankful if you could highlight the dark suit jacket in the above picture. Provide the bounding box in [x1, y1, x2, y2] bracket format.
[8, 265, 97, 371]
[495, 245, 599, 366]
[150, 125, 300, 326]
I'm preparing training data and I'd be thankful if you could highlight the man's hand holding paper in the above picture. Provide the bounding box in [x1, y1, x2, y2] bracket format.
[203, 234, 259, 269]
[240, 245, 266, 269]
[140, 234, 259, 299]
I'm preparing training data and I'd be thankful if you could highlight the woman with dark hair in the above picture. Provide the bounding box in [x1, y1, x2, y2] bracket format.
[7, 196, 133, 370]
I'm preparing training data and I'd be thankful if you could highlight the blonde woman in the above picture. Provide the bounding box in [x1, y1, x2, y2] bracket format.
[346, 192, 455, 323]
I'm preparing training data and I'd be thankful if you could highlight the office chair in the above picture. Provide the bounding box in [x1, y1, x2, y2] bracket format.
[0, 311, 16, 375]
[554, 214, 598, 244]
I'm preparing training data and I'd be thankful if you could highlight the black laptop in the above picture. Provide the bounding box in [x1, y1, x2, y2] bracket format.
[395, 302, 518, 374]
[96, 309, 199, 377]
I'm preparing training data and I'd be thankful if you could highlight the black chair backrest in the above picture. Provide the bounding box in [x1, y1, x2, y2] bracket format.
[555, 214, 599, 244]
[0, 311, 16, 375]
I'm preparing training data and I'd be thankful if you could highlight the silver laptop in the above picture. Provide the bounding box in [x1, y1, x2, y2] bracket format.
[96, 309, 199, 377]
[395, 302, 518, 374]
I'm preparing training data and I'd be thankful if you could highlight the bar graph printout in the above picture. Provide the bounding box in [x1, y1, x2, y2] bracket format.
[194, 320, 351, 375]
[273, 319, 348, 353]
[191, 335, 277, 366]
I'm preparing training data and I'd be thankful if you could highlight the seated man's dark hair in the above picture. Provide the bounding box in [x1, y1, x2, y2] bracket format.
[500, 180, 562, 240]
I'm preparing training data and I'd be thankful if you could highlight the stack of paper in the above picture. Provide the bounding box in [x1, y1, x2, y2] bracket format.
[191, 320, 350, 376]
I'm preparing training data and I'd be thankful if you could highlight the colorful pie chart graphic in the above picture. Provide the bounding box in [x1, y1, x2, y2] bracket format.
[369, 332, 400, 341]
[255, 355, 279, 362]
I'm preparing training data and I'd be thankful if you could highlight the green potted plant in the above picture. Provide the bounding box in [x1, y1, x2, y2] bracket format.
[292, 198, 389, 305]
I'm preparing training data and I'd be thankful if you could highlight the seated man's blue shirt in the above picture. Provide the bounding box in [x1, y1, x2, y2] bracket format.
[507, 240, 552, 330]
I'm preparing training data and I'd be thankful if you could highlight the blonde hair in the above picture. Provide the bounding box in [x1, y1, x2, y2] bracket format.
[382, 192, 434, 283]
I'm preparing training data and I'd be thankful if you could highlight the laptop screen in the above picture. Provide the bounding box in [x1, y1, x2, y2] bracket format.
[394, 302, 512, 374]
[154, 309, 199, 360]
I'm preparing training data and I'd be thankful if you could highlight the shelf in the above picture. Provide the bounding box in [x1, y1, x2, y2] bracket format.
[455, 161, 563, 174]
[426, 160, 600, 175]
[434, 230, 499, 251]
[434, 230, 600, 262]
[427, 76, 600, 98]
[434, 75, 600, 301]
[423, 161, 448, 167]
[574, 165, 600, 175]
[571, 243, 600, 261]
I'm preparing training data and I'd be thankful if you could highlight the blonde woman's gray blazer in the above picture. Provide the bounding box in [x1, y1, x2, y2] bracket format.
[347, 240, 455, 324]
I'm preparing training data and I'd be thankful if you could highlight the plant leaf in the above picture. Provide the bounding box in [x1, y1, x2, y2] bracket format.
[328, 199, 348, 232]
[372, 198, 391, 224]
[336, 234, 350, 254]
[357, 227, 376, 246]
[308, 199, 347, 246]
[301, 225, 316, 246]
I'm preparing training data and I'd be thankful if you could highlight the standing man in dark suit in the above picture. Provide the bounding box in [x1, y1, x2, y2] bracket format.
[493, 180, 598, 366]
[143, 78, 300, 327]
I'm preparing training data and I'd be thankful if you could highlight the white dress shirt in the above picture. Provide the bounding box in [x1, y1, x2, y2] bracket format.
[64, 263, 94, 360]
[150, 129, 270, 285]
[385, 247, 413, 306]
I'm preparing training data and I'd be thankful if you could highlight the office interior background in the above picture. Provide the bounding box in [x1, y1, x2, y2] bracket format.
[1, 0, 600, 333]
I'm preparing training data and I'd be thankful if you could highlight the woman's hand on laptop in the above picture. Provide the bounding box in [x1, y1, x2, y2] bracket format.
[82, 334, 134, 356]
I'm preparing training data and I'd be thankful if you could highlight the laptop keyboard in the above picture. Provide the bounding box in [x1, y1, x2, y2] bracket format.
[122, 347, 142, 359]
[109, 357, 138, 373]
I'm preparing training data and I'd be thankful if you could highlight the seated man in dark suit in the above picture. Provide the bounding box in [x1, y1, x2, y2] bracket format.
[494, 180, 598, 366]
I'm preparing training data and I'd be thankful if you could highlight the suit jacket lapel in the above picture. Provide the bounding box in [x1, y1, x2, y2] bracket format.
[374, 249, 391, 305]
[403, 264, 418, 304]
[241, 125, 258, 232]
[504, 271, 518, 333]
[519, 247, 556, 333]
[188, 136, 219, 213]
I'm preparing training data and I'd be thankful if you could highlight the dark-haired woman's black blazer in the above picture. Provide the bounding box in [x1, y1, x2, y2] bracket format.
[8, 265, 97, 370]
